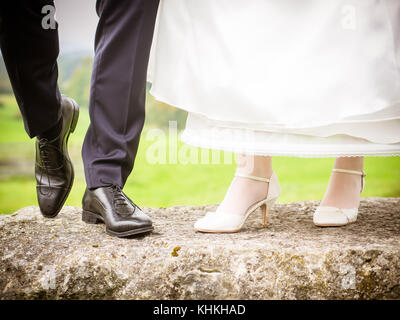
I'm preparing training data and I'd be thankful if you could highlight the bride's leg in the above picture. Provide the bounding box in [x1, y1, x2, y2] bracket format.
[320, 156, 364, 209]
[216, 154, 272, 215]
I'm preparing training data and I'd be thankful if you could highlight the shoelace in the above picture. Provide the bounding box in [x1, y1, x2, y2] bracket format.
[99, 182, 142, 213]
[110, 185, 130, 208]
[39, 139, 50, 164]
[99, 177, 143, 210]
[38, 138, 60, 188]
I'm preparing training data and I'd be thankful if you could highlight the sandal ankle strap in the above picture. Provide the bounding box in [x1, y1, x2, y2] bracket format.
[332, 168, 366, 177]
[235, 173, 271, 182]
[332, 168, 366, 193]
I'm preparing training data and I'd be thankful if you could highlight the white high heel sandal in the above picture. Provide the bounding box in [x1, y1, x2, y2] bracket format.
[194, 171, 280, 233]
[313, 168, 366, 227]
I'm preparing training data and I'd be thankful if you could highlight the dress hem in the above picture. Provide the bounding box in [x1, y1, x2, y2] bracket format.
[149, 88, 400, 129]
[181, 133, 400, 158]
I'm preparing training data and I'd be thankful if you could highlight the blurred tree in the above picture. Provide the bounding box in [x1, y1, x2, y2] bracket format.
[61, 56, 92, 108]
[1, 52, 187, 128]
[0, 58, 13, 94]
[145, 88, 187, 130]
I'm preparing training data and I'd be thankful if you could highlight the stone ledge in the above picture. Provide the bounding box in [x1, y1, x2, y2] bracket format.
[0, 198, 399, 300]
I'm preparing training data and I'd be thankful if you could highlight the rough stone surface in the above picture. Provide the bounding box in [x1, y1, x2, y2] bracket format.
[0, 198, 399, 300]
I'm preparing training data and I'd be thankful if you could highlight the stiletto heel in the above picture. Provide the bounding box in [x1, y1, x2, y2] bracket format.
[194, 171, 280, 233]
[314, 169, 366, 227]
[261, 203, 268, 228]
[69, 99, 79, 133]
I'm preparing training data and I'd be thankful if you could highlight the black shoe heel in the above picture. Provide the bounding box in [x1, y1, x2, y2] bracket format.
[70, 100, 79, 133]
[82, 210, 102, 224]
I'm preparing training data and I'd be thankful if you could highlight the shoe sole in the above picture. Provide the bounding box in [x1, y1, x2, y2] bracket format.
[314, 221, 356, 227]
[195, 228, 241, 233]
[82, 210, 154, 238]
[42, 97, 79, 218]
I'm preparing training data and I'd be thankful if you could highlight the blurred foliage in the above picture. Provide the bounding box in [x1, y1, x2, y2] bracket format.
[58, 53, 187, 130]
[0, 59, 13, 94]
[145, 87, 187, 130]
[1, 53, 187, 129]
[61, 56, 92, 109]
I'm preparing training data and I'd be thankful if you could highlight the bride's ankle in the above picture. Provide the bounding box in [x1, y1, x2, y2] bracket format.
[334, 156, 364, 171]
[236, 154, 273, 178]
[321, 168, 363, 209]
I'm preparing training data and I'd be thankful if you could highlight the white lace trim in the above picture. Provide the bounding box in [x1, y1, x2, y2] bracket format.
[181, 130, 400, 158]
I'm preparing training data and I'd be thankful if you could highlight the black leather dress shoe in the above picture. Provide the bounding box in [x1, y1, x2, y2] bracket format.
[82, 185, 153, 237]
[36, 96, 79, 218]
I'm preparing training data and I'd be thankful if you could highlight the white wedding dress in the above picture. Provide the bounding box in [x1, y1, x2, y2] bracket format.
[148, 0, 400, 157]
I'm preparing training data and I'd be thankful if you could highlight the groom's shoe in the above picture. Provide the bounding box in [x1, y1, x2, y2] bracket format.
[82, 186, 154, 238]
[36, 96, 79, 218]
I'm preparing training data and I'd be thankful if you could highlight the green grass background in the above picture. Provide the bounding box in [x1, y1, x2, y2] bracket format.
[0, 94, 399, 214]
